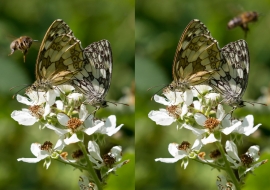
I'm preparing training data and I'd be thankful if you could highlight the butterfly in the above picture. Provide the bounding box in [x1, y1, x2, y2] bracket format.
[164, 19, 223, 93]
[209, 40, 249, 108]
[72, 39, 113, 109]
[31, 19, 85, 92]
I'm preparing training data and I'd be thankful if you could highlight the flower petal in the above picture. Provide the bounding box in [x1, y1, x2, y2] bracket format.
[64, 133, 81, 145]
[184, 90, 193, 106]
[57, 113, 69, 126]
[148, 109, 175, 126]
[155, 157, 182, 163]
[11, 110, 38, 126]
[225, 141, 241, 162]
[201, 133, 218, 144]
[194, 113, 207, 126]
[88, 141, 103, 162]
[17, 157, 43, 163]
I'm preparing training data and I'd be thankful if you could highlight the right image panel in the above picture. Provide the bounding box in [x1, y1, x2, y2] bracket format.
[136, 0, 270, 189]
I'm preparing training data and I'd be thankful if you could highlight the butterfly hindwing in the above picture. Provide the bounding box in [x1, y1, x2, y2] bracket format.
[73, 39, 113, 107]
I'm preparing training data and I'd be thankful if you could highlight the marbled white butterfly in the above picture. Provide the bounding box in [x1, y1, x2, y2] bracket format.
[72, 39, 112, 109]
[165, 19, 223, 92]
[31, 19, 85, 92]
[209, 40, 249, 108]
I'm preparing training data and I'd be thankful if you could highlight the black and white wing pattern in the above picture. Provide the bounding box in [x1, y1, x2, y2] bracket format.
[72, 39, 112, 108]
[209, 40, 250, 108]
[166, 19, 223, 92]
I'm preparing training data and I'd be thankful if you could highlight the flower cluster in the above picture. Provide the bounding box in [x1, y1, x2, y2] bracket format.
[149, 85, 267, 189]
[11, 85, 129, 190]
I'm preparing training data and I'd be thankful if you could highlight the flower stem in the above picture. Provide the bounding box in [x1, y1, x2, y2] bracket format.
[193, 158, 226, 170]
[215, 141, 241, 190]
[78, 141, 103, 190]
[56, 158, 88, 171]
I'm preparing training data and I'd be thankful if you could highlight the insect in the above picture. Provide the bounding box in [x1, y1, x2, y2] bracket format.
[72, 39, 112, 109]
[227, 11, 259, 38]
[165, 19, 223, 93]
[209, 40, 249, 108]
[30, 19, 85, 92]
[9, 36, 38, 62]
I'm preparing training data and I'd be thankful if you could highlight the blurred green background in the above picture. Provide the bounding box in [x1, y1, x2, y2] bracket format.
[136, 0, 270, 189]
[0, 0, 134, 189]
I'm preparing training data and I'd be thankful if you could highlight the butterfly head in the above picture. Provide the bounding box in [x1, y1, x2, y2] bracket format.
[30, 80, 53, 92]
[165, 81, 190, 93]
[84, 96, 108, 108]
[223, 93, 245, 108]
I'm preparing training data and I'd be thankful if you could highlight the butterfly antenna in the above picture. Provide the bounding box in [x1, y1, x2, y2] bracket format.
[107, 101, 129, 107]
[147, 84, 167, 91]
[149, 84, 168, 101]
[10, 84, 30, 99]
[243, 100, 267, 106]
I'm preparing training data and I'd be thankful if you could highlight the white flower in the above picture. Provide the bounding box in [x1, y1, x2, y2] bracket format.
[95, 115, 123, 136]
[216, 175, 236, 190]
[192, 85, 212, 97]
[11, 94, 50, 126]
[67, 92, 84, 107]
[225, 141, 267, 178]
[155, 141, 199, 169]
[148, 109, 176, 126]
[26, 87, 58, 106]
[87, 141, 128, 175]
[183, 104, 227, 145]
[232, 115, 261, 136]
[78, 175, 97, 190]
[46, 105, 103, 144]
[17, 139, 65, 169]
[148, 90, 193, 126]
[57, 84, 75, 94]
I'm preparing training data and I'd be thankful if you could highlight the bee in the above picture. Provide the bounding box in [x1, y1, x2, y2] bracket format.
[9, 36, 38, 62]
[227, 11, 258, 38]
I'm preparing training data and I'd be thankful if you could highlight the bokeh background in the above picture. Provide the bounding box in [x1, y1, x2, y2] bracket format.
[136, 0, 270, 189]
[0, 0, 134, 189]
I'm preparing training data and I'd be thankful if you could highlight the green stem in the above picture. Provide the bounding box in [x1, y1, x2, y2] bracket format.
[67, 106, 74, 117]
[215, 141, 241, 190]
[78, 141, 103, 190]
[56, 158, 88, 171]
[193, 157, 226, 171]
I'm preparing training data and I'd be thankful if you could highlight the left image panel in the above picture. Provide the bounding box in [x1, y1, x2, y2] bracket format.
[0, 0, 134, 189]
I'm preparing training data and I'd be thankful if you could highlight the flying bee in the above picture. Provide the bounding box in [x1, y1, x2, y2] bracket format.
[227, 11, 259, 38]
[9, 36, 38, 62]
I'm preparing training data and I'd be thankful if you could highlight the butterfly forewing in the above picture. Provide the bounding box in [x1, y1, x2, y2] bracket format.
[73, 39, 112, 107]
[33, 19, 85, 90]
[169, 19, 222, 91]
[209, 40, 250, 107]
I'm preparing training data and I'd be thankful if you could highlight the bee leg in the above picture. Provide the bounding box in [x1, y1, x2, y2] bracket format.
[240, 24, 249, 39]
[8, 49, 15, 56]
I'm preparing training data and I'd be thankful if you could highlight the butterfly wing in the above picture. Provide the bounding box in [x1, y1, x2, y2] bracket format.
[172, 20, 222, 90]
[209, 40, 250, 106]
[73, 39, 113, 107]
[35, 19, 85, 86]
